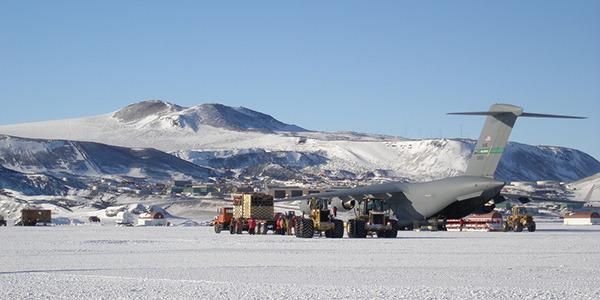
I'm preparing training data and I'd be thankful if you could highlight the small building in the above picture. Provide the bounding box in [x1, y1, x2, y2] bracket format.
[20, 209, 52, 226]
[137, 212, 167, 226]
[183, 184, 216, 196]
[563, 212, 600, 226]
[170, 180, 193, 194]
[173, 180, 192, 187]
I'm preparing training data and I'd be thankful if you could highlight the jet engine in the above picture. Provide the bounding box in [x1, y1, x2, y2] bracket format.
[330, 197, 356, 211]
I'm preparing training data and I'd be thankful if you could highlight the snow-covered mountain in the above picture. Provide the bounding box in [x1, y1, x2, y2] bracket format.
[0, 100, 598, 186]
[113, 100, 306, 133]
[0, 135, 216, 185]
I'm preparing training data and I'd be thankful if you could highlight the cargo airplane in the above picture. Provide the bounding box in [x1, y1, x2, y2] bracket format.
[277, 104, 585, 227]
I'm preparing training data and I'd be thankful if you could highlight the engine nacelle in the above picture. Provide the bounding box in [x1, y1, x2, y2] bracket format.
[330, 197, 356, 211]
[298, 200, 311, 215]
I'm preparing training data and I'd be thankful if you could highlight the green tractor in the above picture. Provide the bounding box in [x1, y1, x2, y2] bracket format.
[294, 198, 344, 239]
[503, 206, 536, 232]
[347, 198, 398, 238]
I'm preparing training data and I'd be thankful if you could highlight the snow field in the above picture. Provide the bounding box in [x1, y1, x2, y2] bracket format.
[1, 222, 599, 299]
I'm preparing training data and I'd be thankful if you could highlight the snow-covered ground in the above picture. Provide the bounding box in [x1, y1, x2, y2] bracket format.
[1, 222, 599, 299]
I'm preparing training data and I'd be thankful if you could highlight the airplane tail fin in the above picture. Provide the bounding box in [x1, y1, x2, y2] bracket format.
[584, 184, 598, 202]
[448, 103, 585, 178]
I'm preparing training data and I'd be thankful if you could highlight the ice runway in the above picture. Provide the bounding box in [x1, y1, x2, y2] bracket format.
[1, 222, 599, 299]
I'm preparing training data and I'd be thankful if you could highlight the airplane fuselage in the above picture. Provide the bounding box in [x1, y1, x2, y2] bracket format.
[387, 176, 505, 226]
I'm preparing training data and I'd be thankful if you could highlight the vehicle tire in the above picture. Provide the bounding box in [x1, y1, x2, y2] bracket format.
[229, 220, 236, 234]
[325, 219, 344, 238]
[332, 219, 344, 238]
[514, 223, 523, 232]
[527, 222, 536, 232]
[236, 221, 243, 234]
[347, 219, 367, 238]
[385, 220, 399, 238]
[262, 222, 268, 235]
[294, 217, 302, 237]
[502, 221, 510, 232]
[214, 223, 222, 234]
[296, 218, 314, 238]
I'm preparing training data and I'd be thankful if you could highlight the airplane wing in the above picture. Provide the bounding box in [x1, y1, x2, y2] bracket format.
[501, 193, 576, 204]
[273, 181, 407, 202]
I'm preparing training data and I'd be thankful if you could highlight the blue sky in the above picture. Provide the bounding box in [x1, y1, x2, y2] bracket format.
[1, 1, 599, 159]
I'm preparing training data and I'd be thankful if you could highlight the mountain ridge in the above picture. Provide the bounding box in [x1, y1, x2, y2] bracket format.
[0, 100, 598, 188]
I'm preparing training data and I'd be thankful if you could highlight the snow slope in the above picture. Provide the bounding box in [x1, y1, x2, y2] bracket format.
[0, 135, 216, 182]
[0, 166, 75, 196]
[0, 224, 598, 299]
[0, 100, 598, 183]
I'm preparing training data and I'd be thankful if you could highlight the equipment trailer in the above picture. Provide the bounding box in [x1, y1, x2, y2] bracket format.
[229, 193, 277, 235]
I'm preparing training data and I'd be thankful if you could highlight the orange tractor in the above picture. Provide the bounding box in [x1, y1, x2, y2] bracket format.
[213, 207, 234, 233]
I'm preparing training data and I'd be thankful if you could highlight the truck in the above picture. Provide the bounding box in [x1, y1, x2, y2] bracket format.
[229, 193, 277, 235]
[213, 207, 233, 233]
[16, 209, 52, 226]
[347, 198, 398, 238]
[502, 206, 536, 232]
[294, 198, 344, 238]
